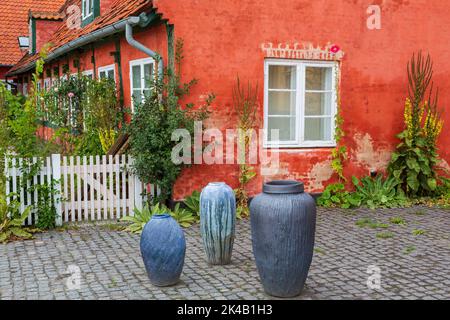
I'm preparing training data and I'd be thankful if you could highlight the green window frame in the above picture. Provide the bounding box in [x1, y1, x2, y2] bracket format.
[81, 0, 100, 27]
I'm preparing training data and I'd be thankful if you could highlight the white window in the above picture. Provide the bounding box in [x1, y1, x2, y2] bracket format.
[23, 83, 28, 96]
[129, 57, 155, 111]
[264, 59, 337, 148]
[98, 64, 116, 81]
[82, 0, 94, 20]
[44, 78, 51, 91]
[82, 70, 94, 79]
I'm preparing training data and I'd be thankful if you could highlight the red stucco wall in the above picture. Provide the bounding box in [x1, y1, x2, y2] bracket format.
[35, 19, 61, 53]
[151, 0, 450, 199]
[27, 0, 450, 201]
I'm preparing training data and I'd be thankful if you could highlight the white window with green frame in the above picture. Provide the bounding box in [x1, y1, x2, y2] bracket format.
[264, 59, 338, 148]
[98, 64, 116, 81]
[129, 57, 155, 112]
[82, 0, 94, 20]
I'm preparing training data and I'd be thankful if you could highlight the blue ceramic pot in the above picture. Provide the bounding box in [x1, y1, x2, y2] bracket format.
[140, 214, 186, 286]
[200, 182, 236, 265]
[250, 180, 316, 297]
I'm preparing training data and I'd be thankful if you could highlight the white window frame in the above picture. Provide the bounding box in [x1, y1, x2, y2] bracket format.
[82, 69, 94, 79]
[129, 57, 155, 112]
[98, 64, 116, 81]
[264, 59, 338, 148]
[43, 78, 51, 91]
[82, 0, 94, 20]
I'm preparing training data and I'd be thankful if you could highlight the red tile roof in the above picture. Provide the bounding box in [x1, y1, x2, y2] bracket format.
[0, 0, 66, 66]
[8, 0, 152, 74]
[30, 11, 65, 21]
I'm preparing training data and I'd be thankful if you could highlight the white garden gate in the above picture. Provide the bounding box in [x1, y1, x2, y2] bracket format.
[4, 154, 156, 226]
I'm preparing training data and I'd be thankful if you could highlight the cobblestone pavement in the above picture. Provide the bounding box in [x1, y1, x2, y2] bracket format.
[0, 206, 449, 300]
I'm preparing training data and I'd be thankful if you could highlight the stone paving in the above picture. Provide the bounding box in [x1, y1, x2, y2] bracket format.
[0, 206, 449, 300]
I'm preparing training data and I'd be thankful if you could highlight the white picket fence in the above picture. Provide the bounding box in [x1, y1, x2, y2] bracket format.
[4, 154, 156, 226]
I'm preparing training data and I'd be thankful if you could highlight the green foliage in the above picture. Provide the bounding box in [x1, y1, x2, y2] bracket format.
[122, 201, 197, 233]
[0, 198, 36, 243]
[352, 175, 408, 209]
[33, 180, 61, 230]
[233, 77, 258, 219]
[38, 76, 120, 156]
[317, 183, 360, 209]
[389, 217, 407, 225]
[183, 190, 200, 216]
[318, 175, 408, 209]
[412, 229, 426, 236]
[376, 231, 394, 239]
[331, 66, 348, 182]
[121, 203, 165, 234]
[403, 245, 416, 255]
[388, 52, 445, 197]
[129, 39, 212, 203]
[355, 218, 389, 229]
[170, 203, 196, 228]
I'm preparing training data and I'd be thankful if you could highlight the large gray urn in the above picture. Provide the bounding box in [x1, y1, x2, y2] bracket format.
[249, 180, 316, 298]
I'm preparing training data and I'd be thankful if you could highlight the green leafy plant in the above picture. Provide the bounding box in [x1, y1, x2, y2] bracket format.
[33, 180, 61, 230]
[388, 52, 444, 197]
[183, 190, 200, 220]
[317, 183, 360, 209]
[0, 198, 36, 243]
[389, 217, 407, 225]
[412, 229, 426, 236]
[170, 203, 196, 228]
[331, 66, 348, 181]
[129, 39, 212, 204]
[355, 218, 389, 229]
[121, 203, 167, 234]
[233, 77, 258, 219]
[352, 175, 408, 209]
[403, 245, 416, 255]
[376, 231, 395, 239]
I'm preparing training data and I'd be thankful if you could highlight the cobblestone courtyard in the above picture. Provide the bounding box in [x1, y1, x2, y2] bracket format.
[0, 206, 449, 300]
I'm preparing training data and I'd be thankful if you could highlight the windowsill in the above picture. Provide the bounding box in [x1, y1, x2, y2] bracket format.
[263, 143, 336, 151]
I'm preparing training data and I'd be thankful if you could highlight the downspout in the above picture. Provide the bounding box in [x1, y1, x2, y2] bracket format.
[125, 16, 164, 78]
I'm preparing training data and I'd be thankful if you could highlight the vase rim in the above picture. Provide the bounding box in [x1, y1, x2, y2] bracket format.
[152, 213, 172, 219]
[208, 182, 226, 186]
[263, 180, 304, 194]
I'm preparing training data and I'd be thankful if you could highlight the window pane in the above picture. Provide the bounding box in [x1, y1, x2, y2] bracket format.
[304, 117, 332, 141]
[268, 91, 296, 116]
[108, 70, 115, 79]
[132, 90, 142, 103]
[132, 65, 141, 89]
[99, 71, 106, 79]
[306, 67, 332, 91]
[268, 117, 295, 141]
[143, 63, 153, 88]
[305, 92, 332, 116]
[269, 65, 296, 89]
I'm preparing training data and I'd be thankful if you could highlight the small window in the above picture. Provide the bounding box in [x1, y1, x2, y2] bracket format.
[98, 64, 116, 81]
[82, 0, 94, 20]
[129, 58, 155, 111]
[43, 78, 51, 91]
[264, 59, 337, 148]
[82, 70, 94, 79]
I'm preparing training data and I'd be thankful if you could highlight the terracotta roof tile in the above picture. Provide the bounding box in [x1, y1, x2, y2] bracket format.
[30, 11, 65, 21]
[8, 0, 152, 74]
[0, 0, 66, 65]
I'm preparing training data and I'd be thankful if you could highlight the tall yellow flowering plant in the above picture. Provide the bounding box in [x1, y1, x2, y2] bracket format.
[388, 52, 445, 196]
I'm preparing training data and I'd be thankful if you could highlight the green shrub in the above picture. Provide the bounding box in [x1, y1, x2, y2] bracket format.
[129, 40, 212, 203]
[352, 175, 408, 209]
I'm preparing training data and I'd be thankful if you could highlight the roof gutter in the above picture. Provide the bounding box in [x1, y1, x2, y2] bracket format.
[126, 16, 163, 77]
[8, 12, 162, 76]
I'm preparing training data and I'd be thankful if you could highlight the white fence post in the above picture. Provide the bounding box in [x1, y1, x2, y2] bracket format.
[51, 154, 63, 227]
[134, 176, 143, 212]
